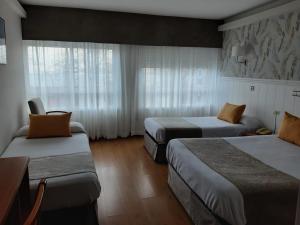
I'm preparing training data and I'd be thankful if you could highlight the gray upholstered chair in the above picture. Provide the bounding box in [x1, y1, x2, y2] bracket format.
[28, 98, 68, 115]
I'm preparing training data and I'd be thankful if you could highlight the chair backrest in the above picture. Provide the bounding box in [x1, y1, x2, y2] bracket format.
[23, 178, 47, 225]
[28, 98, 46, 115]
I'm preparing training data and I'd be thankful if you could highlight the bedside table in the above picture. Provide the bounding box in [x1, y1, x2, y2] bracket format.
[240, 132, 257, 136]
[240, 131, 272, 136]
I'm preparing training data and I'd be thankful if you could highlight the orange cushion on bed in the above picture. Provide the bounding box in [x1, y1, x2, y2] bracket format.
[217, 103, 246, 124]
[278, 112, 300, 146]
[27, 113, 72, 139]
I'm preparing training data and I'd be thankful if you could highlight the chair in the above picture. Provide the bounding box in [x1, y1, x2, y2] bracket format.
[28, 98, 68, 115]
[23, 178, 47, 225]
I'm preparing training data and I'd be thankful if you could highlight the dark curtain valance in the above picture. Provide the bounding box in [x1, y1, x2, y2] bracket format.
[21, 5, 223, 48]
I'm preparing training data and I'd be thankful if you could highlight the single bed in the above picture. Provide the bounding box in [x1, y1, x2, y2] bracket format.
[145, 116, 262, 162]
[166, 135, 300, 225]
[1, 122, 101, 225]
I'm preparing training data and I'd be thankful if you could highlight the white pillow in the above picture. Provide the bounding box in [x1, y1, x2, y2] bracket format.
[240, 115, 263, 131]
[15, 121, 87, 137]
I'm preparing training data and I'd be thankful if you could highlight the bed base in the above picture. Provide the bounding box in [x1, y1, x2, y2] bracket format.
[144, 131, 167, 163]
[40, 201, 99, 225]
[168, 165, 229, 225]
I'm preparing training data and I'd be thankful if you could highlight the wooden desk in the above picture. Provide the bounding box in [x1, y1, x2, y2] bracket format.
[0, 157, 30, 225]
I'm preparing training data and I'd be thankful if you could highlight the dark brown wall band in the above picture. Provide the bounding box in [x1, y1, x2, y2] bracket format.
[21, 5, 223, 48]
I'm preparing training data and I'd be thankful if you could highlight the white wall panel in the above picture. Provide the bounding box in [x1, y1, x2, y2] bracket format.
[217, 77, 300, 131]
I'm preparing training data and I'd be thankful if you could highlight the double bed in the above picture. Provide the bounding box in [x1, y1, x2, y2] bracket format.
[144, 116, 262, 162]
[1, 122, 101, 225]
[166, 135, 300, 225]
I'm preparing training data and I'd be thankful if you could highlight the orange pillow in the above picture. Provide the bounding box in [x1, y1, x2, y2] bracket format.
[217, 103, 246, 124]
[27, 113, 72, 139]
[278, 112, 300, 146]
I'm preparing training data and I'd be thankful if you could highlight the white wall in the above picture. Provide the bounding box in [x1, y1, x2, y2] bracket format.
[0, 0, 26, 153]
[217, 77, 300, 131]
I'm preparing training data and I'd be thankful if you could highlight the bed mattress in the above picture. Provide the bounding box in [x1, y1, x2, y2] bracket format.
[2, 132, 101, 211]
[166, 135, 300, 225]
[145, 116, 255, 143]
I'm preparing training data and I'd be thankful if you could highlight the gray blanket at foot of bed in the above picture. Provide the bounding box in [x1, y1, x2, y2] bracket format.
[154, 118, 202, 142]
[180, 139, 299, 225]
[29, 152, 101, 211]
[29, 152, 96, 180]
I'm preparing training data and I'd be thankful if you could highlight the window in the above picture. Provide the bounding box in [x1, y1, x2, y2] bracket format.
[142, 67, 208, 109]
[25, 42, 117, 111]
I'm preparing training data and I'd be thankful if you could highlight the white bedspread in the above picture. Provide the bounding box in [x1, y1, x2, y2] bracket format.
[166, 135, 300, 225]
[145, 116, 256, 143]
[2, 133, 90, 158]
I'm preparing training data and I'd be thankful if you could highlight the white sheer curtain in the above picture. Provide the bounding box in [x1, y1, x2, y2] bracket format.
[23, 40, 219, 138]
[129, 45, 219, 134]
[23, 41, 130, 139]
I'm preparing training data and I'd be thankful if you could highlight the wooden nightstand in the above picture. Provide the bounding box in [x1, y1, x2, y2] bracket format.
[240, 132, 258, 136]
[240, 131, 272, 136]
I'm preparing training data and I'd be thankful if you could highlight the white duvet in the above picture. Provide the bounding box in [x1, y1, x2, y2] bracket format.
[1, 123, 101, 211]
[145, 116, 262, 143]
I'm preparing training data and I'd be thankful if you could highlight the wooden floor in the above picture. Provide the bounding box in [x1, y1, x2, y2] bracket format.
[90, 136, 193, 225]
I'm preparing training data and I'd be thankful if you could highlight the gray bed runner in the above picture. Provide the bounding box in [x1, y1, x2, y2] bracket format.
[29, 152, 97, 180]
[154, 118, 202, 142]
[180, 138, 299, 225]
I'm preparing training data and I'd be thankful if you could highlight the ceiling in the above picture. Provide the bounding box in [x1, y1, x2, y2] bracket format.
[19, 0, 274, 19]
